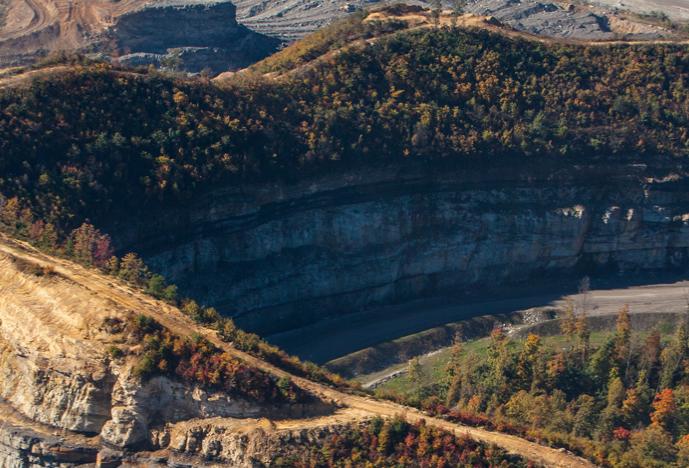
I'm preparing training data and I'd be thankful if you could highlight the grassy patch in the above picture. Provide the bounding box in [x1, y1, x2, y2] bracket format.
[375, 329, 663, 397]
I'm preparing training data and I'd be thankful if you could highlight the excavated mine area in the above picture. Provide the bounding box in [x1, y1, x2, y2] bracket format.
[0, 0, 281, 72]
[234, 0, 681, 41]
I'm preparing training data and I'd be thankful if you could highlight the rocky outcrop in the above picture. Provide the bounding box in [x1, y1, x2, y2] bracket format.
[0, 421, 98, 467]
[0, 256, 120, 434]
[102, 368, 325, 448]
[0, 249, 328, 464]
[0, 341, 114, 434]
[114, 0, 281, 73]
[143, 417, 358, 467]
[118, 158, 689, 336]
[0, 0, 280, 73]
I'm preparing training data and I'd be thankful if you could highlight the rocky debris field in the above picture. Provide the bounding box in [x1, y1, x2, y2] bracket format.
[592, 0, 689, 21]
[235, 0, 681, 41]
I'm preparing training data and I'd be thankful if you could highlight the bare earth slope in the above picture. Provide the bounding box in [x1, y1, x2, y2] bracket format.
[0, 234, 593, 467]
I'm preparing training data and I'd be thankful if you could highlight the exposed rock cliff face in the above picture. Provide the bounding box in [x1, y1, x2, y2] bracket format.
[0, 237, 599, 468]
[0, 405, 99, 468]
[114, 1, 281, 73]
[144, 416, 356, 466]
[121, 159, 689, 335]
[0, 247, 328, 466]
[0, 0, 280, 73]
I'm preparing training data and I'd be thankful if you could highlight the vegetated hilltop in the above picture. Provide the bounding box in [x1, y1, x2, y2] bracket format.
[0, 9, 687, 466]
[2, 7, 689, 231]
[0, 234, 587, 467]
[374, 307, 689, 467]
[0, 0, 280, 73]
[3, 8, 689, 333]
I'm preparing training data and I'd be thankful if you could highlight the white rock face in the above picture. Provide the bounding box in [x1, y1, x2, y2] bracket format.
[147, 417, 357, 467]
[0, 252, 293, 460]
[0, 256, 119, 434]
[0, 425, 96, 467]
[101, 370, 266, 447]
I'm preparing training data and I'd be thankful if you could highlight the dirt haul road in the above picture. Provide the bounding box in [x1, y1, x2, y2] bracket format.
[0, 235, 594, 468]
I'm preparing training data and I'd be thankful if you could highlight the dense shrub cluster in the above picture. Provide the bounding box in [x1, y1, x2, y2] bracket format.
[179, 298, 351, 388]
[272, 416, 528, 467]
[380, 306, 689, 466]
[129, 314, 307, 404]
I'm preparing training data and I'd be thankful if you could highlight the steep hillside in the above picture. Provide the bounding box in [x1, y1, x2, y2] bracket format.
[2, 8, 689, 466]
[0, 235, 591, 467]
[3, 11, 689, 335]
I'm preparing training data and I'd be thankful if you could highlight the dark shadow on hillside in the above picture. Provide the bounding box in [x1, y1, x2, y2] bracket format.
[264, 271, 689, 365]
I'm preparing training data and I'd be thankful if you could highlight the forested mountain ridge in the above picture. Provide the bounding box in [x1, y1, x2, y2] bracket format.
[2, 9, 689, 234]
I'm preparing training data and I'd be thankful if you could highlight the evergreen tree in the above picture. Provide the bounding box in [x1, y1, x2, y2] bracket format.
[118, 252, 148, 284]
[588, 337, 615, 388]
[614, 304, 632, 378]
[623, 371, 652, 426]
[660, 318, 689, 389]
[575, 311, 591, 365]
[599, 368, 626, 440]
[446, 374, 462, 408]
[516, 333, 540, 390]
[444, 332, 463, 406]
[408, 357, 423, 395]
[572, 394, 598, 437]
[445, 332, 463, 379]
[560, 299, 576, 339]
[487, 327, 510, 397]
[641, 329, 662, 388]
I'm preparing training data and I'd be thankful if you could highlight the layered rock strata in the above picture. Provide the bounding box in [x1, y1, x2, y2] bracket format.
[118, 159, 689, 335]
